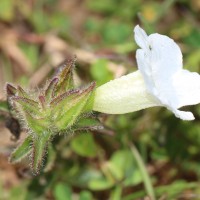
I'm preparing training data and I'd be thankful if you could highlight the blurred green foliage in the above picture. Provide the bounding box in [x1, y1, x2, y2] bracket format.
[0, 0, 200, 199]
[90, 59, 113, 86]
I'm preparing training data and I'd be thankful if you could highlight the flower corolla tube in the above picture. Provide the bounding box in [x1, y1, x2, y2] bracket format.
[93, 25, 200, 120]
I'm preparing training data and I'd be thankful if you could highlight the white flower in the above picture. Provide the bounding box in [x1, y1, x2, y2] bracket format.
[93, 25, 200, 120]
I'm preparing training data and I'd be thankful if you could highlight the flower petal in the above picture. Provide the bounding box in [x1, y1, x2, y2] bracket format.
[169, 108, 194, 121]
[173, 69, 200, 108]
[134, 26, 183, 106]
[93, 71, 160, 114]
[134, 25, 149, 50]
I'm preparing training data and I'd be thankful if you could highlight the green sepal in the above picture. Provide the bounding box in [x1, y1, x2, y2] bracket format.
[12, 96, 41, 116]
[45, 77, 59, 103]
[31, 132, 51, 174]
[50, 90, 79, 123]
[54, 58, 75, 95]
[74, 115, 103, 131]
[17, 86, 29, 98]
[25, 112, 50, 136]
[9, 135, 32, 163]
[80, 88, 96, 113]
[50, 90, 80, 109]
[55, 82, 96, 130]
[6, 83, 17, 96]
[38, 95, 46, 110]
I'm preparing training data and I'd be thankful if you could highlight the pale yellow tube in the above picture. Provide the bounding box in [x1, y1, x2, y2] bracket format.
[93, 70, 160, 114]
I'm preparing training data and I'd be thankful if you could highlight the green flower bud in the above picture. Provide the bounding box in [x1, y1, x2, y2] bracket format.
[7, 57, 100, 174]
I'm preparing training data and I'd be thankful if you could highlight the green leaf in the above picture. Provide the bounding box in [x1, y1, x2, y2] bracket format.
[110, 150, 134, 173]
[54, 183, 72, 200]
[31, 132, 51, 174]
[70, 169, 102, 187]
[88, 178, 113, 190]
[103, 162, 123, 181]
[110, 186, 122, 200]
[79, 191, 93, 200]
[109, 149, 143, 186]
[9, 135, 32, 163]
[70, 133, 97, 157]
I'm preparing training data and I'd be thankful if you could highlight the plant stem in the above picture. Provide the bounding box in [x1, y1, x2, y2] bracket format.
[130, 143, 156, 200]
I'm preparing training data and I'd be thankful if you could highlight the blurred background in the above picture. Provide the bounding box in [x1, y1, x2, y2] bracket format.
[0, 0, 200, 199]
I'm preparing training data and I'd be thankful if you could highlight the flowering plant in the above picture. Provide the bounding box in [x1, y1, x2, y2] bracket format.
[5, 25, 200, 174]
[93, 25, 200, 120]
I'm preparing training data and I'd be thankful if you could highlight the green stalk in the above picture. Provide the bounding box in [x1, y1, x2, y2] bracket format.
[130, 143, 156, 200]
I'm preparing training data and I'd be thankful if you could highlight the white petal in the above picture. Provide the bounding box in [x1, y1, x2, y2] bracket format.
[170, 108, 194, 121]
[93, 71, 160, 114]
[136, 49, 159, 97]
[135, 26, 184, 108]
[134, 25, 149, 50]
[173, 69, 200, 108]
[148, 33, 183, 74]
[136, 34, 182, 90]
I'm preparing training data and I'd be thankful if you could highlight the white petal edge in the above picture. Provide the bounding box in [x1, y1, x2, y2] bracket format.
[170, 108, 194, 121]
[93, 70, 161, 114]
[173, 69, 200, 108]
[134, 25, 149, 50]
